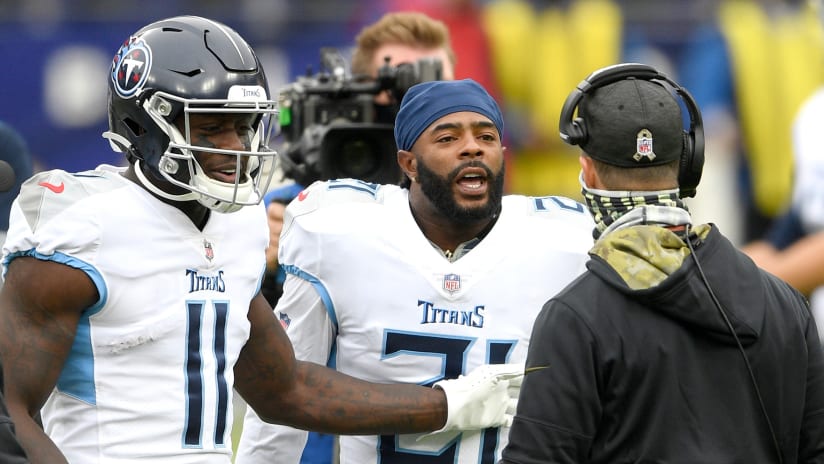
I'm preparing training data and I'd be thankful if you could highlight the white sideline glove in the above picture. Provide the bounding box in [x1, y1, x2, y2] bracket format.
[430, 362, 525, 434]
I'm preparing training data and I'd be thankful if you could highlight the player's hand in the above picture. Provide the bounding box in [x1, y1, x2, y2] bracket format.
[266, 202, 286, 271]
[430, 362, 525, 434]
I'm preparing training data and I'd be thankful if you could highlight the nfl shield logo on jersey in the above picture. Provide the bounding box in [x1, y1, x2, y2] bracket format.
[443, 273, 461, 293]
[204, 240, 214, 261]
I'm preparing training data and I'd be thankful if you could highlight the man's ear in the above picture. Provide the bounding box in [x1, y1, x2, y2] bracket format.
[397, 149, 417, 183]
[579, 154, 598, 189]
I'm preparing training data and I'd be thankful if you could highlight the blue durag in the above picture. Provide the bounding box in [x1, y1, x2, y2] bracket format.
[394, 78, 504, 151]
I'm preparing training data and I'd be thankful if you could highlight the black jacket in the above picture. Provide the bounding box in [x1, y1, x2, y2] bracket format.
[502, 224, 824, 463]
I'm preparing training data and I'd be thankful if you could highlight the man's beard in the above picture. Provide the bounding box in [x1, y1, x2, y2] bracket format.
[416, 158, 505, 223]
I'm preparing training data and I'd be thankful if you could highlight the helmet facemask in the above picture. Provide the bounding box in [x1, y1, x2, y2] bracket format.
[140, 90, 278, 213]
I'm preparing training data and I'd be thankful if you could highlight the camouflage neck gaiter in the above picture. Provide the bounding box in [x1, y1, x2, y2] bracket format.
[579, 172, 691, 240]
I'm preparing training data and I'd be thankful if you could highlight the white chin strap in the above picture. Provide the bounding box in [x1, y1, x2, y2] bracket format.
[136, 160, 253, 214]
[134, 160, 200, 202]
[190, 170, 253, 214]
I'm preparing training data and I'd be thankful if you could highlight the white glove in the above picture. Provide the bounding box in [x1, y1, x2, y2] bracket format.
[431, 362, 525, 433]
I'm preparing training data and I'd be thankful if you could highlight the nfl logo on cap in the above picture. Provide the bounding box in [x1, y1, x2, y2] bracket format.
[634, 128, 656, 162]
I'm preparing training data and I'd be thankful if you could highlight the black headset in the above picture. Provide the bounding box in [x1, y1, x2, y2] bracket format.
[558, 63, 705, 198]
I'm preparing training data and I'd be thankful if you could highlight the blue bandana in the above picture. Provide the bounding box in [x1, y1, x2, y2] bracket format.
[394, 79, 504, 151]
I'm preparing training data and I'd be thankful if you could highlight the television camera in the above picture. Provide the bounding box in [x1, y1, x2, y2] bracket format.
[276, 48, 443, 186]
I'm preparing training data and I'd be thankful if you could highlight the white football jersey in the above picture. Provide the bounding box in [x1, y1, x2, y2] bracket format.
[236, 178, 594, 464]
[791, 89, 824, 337]
[792, 88, 824, 234]
[2, 165, 268, 464]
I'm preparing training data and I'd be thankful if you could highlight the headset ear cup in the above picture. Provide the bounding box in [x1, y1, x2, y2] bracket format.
[680, 131, 693, 170]
[679, 130, 700, 198]
[566, 117, 587, 146]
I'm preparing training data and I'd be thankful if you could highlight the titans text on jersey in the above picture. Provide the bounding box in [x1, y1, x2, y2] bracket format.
[419, 300, 485, 327]
[187, 269, 227, 293]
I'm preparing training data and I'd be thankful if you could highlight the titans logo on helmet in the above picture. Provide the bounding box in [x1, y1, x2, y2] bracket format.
[111, 37, 152, 98]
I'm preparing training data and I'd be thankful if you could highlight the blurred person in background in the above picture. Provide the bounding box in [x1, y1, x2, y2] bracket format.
[260, 10, 456, 307]
[0, 127, 31, 464]
[379, 0, 499, 98]
[735, 0, 824, 345]
[742, 84, 824, 342]
[0, 121, 34, 251]
[678, 0, 824, 244]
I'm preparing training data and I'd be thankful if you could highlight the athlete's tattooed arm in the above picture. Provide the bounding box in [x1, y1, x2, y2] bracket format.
[234, 293, 448, 434]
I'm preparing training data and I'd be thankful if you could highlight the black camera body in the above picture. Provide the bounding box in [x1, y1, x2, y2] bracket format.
[277, 48, 443, 186]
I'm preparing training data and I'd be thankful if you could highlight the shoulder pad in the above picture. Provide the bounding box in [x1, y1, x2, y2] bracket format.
[16, 168, 127, 231]
[285, 178, 397, 215]
[281, 178, 401, 236]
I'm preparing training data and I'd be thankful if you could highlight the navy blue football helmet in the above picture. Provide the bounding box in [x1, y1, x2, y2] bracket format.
[103, 16, 278, 213]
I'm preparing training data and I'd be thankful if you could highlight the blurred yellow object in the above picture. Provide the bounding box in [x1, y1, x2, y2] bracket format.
[719, 0, 824, 216]
[484, 0, 622, 198]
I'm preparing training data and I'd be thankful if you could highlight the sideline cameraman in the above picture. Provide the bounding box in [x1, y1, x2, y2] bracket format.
[259, 11, 456, 308]
[240, 11, 458, 464]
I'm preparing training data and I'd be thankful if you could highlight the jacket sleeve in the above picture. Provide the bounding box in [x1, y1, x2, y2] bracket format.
[500, 299, 599, 464]
[800, 296, 824, 462]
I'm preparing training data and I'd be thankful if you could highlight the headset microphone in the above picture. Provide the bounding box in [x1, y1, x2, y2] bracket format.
[0, 160, 16, 193]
